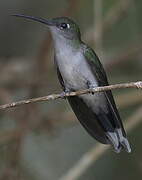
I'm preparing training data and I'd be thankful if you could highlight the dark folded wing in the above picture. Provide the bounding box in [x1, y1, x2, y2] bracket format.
[83, 45, 126, 136]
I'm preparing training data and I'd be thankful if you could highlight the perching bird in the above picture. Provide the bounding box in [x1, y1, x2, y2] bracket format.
[13, 14, 131, 153]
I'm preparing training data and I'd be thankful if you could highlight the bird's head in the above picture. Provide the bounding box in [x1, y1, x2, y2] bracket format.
[13, 14, 81, 44]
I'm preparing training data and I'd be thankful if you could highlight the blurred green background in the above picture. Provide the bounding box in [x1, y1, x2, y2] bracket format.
[0, 0, 142, 179]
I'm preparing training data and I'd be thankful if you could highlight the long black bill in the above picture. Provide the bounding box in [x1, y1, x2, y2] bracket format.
[12, 14, 54, 26]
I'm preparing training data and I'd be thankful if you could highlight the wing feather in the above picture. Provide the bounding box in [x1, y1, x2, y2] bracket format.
[83, 45, 131, 152]
[83, 45, 126, 134]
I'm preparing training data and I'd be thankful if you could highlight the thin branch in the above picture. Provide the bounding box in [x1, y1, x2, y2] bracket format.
[59, 106, 142, 180]
[0, 89, 141, 146]
[0, 81, 141, 110]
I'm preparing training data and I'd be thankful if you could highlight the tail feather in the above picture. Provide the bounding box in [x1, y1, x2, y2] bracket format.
[68, 96, 131, 153]
[116, 128, 131, 153]
[106, 131, 121, 153]
[107, 128, 131, 153]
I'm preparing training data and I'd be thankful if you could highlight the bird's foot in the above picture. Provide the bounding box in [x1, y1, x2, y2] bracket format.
[87, 81, 97, 95]
[60, 89, 71, 99]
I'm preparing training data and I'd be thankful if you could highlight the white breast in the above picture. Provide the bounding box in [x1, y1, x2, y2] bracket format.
[55, 43, 108, 111]
[56, 45, 98, 90]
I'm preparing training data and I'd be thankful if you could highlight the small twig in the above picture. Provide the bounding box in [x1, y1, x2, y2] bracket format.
[0, 81, 141, 110]
[59, 106, 142, 180]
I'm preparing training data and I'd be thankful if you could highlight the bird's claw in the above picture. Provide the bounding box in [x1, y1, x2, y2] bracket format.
[89, 85, 97, 94]
[87, 82, 97, 95]
[86, 81, 97, 95]
[60, 90, 70, 99]
[60, 92, 67, 99]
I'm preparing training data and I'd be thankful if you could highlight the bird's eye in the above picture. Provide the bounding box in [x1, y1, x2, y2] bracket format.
[60, 23, 70, 29]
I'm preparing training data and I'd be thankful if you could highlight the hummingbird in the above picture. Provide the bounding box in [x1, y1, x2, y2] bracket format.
[13, 14, 131, 153]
